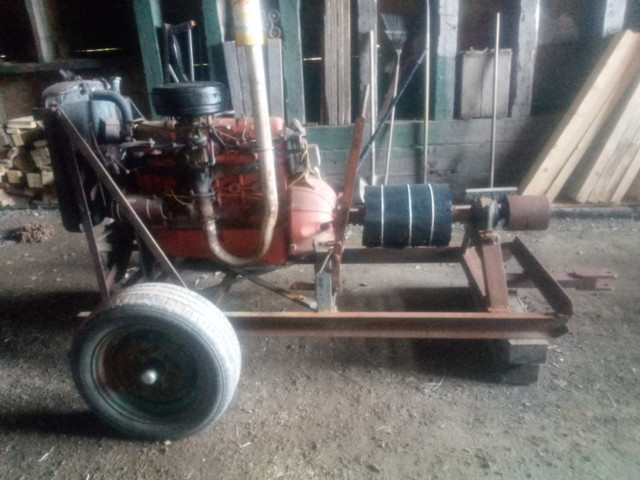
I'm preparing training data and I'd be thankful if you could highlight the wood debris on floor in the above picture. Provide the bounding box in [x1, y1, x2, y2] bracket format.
[1, 115, 58, 208]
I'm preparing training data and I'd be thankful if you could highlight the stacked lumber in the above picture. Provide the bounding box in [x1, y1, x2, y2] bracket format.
[566, 75, 640, 203]
[0, 116, 57, 207]
[520, 30, 640, 203]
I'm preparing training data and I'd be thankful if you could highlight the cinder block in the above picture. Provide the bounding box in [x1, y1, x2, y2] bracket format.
[500, 339, 549, 365]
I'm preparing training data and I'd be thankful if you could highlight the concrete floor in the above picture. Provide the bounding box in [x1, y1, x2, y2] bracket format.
[1, 208, 639, 479]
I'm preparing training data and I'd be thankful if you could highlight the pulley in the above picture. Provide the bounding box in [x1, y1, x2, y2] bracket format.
[363, 184, 452, 248]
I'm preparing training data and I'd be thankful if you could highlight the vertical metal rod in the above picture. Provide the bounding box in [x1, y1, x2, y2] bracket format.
[490, 12, 500, 189]
[369, 30, 377, 186]
[383, 50, 401, 185]
[423, 0, 431, 184]
[188, 28, 195, 81]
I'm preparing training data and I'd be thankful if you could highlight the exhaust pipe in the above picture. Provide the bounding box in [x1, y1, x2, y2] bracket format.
[201, 0, 279, 266]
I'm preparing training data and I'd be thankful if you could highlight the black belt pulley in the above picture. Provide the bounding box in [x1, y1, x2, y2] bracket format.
[362, 184, 452, 248]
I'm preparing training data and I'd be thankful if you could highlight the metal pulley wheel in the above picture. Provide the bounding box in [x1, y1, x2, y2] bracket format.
[71, 283, 241, 440]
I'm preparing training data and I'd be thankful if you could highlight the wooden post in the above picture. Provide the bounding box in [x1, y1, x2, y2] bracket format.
[24, 0, 56, 62]
[223, 41, 246, 118]
[324, 0, 338, 124]
[433, 0, 458, 120]
[267, 39, 285, 119]
[511, 0, 540, 118]
[601, 0, 627, 37]
[201, 0, 225, 81]
[280, 0, 306, 124]
[357, 0, 377, 114]
[133, 0, 164, 119]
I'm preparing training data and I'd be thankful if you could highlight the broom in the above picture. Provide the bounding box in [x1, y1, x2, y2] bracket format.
[381, 13, 408, 185]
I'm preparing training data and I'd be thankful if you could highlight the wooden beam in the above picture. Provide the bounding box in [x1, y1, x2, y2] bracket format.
[133, 0, 164, 119]
[602, 0, 628, 37]
[24, 0, 56, 62]
[610, 137, 640, 203]
[511, 0, 540, 118]
[520, 31, 640, 201]
[236, 46, 253, 117]
[267, 39, 285, 119]
[433, 0, 459, 120]
[201, 0, 225, 81]
[0, 58, 101, 75]
[324, 0, 338, 124]
[306, 117, 551, 149]
[357, 0, 377, 114]
[339, 0, 351, 124]
[280, 0, 306, 124]
[223, 41, 246, 118]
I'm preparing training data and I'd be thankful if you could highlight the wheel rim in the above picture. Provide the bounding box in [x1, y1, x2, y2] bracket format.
[92, 324, 213, 422]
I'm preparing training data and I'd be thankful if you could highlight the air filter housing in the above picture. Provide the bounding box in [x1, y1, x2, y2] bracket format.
[152, 82, 229, 117]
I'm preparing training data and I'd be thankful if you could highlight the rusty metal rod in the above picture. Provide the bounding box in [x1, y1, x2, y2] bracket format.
[226, 311, 568, 339]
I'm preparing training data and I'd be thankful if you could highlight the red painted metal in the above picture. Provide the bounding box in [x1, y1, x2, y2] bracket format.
[288, 175, 337, 256]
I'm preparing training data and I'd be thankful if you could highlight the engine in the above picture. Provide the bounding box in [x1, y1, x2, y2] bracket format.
[42, 79, 337, 266]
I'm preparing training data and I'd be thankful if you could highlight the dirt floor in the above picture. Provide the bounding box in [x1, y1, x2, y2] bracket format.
[0, 208, 639, 480]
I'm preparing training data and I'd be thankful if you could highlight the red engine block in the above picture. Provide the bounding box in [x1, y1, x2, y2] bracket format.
[130, 117, 336, 265]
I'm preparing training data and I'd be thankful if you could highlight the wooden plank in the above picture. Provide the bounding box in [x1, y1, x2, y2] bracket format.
[602, 0, 628, 37]
[236, 46, 253, 117]
[459, 49, 512, 119]
[433, 0, 459, 120]
[339, 0, 351, 124]
[598, 119, 640, 202]
[24, 0, 56, 62]
[609, 130, 640, 203]
[324, 0, 338, 125]
[0, 93, 9, 125]
[336, 0, 344, 124]
[511, 0, 540, 118]
[280, 0, 306, 123]
[223, 41, 246, 118]
[357, 0, 377, 116]
[267, 39, 285, 119]
[567, 76, 640, 202]
[620, 172, 640, 202]
[133, 0, 164, 119]
[201, 0, 225, 81]
[0, 58, 102, 75]
[306, 116, 554, 149]
[520, 30, 640, 199]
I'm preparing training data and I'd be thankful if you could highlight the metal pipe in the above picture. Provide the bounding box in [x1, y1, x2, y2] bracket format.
[383, 49, 401, 185]
[423, 0, 430, 184]
[490, 12, 500, 189]
[202, 2, 278, 266]
[369, 30, 377, 185]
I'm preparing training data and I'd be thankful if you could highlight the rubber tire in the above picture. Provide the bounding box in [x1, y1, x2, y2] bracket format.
[71, 283, 241, 440]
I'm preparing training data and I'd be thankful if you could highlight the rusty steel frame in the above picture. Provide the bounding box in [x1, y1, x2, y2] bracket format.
[44, 105, 617, 342]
